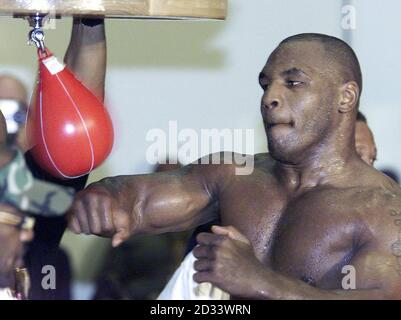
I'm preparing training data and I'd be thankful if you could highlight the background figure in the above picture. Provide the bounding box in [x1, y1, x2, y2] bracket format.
[0, 74, 78, 299]
[355, 111, 400, 184]
[93, 162, 191, 300]
[0, 108, 30, 299]
[0, 204, 34, 299]
[355, 111, 377, 166]
[0, 75, 29, 151]
[0, 112, 35, 298]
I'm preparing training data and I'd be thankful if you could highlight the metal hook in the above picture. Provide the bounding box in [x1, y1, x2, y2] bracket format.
[27, 13, 47, 54]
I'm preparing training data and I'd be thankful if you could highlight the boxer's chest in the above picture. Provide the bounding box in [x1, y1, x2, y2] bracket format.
[270, 188, 359, 288]
[221, 180, 359, 288]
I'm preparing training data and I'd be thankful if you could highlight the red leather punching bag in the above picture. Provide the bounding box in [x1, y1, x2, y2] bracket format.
[27, 49, 114, 179]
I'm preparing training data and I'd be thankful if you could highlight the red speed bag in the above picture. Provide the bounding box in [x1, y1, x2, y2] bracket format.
[27, 49, 114, 179]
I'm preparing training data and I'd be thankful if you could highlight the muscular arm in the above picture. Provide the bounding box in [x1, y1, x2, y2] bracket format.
[64, 18, 106, 102]
[69, 154, 236, 247]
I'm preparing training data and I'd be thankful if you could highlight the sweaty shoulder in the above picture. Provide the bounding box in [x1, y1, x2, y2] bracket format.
[342, 167, 401, 241]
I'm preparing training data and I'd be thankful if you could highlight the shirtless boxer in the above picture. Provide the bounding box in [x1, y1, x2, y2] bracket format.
[69, 33, 401, 299]
[157, 112, 379, 300]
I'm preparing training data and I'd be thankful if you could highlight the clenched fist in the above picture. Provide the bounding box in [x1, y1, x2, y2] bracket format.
[68, 177, 139, 247]
[193, 225, 266, 298]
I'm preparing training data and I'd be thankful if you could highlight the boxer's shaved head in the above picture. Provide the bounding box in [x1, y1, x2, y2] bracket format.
[279, 33, 362, 98]
[259, 33, 362, 164]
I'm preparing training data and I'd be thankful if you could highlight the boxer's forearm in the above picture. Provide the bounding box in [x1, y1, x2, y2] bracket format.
[131, 180, 217, 235]
[252, 269, 387, 300]
[64, 19, 106, 102]
[70, 163, 221, 242]
[134, 195, 218, 235]
[94, 172, 217, 236]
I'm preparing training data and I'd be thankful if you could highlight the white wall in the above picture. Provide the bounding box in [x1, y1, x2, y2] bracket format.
[1, 0, 399, 283]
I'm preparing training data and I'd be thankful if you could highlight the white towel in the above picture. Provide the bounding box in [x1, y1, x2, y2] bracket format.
[158, 251, 230, 300]
[0, 288, 17, 300]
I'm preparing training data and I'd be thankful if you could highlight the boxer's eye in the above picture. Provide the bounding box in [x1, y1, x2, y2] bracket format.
[286, 80, 302, 87]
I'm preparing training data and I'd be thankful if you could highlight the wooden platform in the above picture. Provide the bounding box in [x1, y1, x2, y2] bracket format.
[0, 0, 227, 20]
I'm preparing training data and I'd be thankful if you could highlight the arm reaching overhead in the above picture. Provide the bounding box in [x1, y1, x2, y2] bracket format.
[64, 18, 106, 102]
[68, 154, 237, 247]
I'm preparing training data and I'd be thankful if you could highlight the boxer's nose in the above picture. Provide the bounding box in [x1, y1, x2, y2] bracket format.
[262, 82, 282, 110]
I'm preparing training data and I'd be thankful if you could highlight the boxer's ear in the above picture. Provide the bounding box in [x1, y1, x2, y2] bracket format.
[339, 81, 359, 113]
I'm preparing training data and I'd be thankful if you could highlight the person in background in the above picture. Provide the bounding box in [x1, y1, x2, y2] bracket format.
[355, 111, 377, 166]
[0, 204, 34, 300]
[0, 110, 72, 299]
[0, 76, 29, 151]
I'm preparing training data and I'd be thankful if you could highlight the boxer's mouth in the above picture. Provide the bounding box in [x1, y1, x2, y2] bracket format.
[267, 121, 293, 129]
